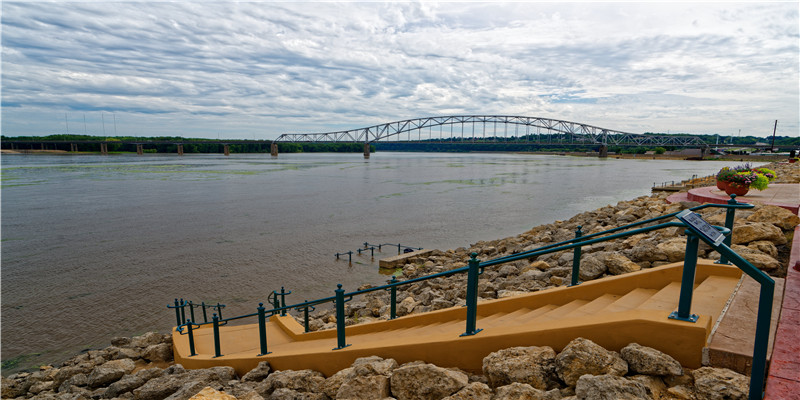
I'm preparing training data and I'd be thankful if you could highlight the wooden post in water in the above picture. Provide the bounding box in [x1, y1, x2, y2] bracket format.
[363, 142, 370, 159]
[177, 144, 184, 156]
[223, 144, 230, 156]
[136, 144, 143, 155]
[271, 143, 278, 157]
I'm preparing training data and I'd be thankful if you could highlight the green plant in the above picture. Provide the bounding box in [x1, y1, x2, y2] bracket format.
[753, 168, 776, 181]
[716, 167, 736, 182]
[654, 147, 666, 154]
[750, 173, 770, 191]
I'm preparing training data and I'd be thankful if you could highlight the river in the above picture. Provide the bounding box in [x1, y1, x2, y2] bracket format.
[1, 152, 735, 371]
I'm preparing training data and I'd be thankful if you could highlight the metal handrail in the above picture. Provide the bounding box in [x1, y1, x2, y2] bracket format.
[169, 195, 771, 399]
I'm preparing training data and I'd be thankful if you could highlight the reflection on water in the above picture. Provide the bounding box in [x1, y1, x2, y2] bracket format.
[0, 152, 735, 370]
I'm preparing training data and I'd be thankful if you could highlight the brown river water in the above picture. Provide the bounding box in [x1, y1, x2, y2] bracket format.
[0, 152, 735, 372]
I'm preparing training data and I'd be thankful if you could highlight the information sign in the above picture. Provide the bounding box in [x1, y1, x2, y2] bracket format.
[676, 210, 725, 246]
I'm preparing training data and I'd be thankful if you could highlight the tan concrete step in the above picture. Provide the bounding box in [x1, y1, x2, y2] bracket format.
[599, 288, 659, 313]
[535, 299, 589, 322]
[561, 294, 621, 319]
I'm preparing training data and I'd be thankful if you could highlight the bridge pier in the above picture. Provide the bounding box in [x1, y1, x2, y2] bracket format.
[599, 145, 608, 158]
[136, 144, 144, 155]
[224, 144, 230, 156]
[70, 143, 78, 152]
[271, 143, 278, 157]
[100, 143, 108, 155]
[363, 143, 370, 159]
[177, 144, 184, 156]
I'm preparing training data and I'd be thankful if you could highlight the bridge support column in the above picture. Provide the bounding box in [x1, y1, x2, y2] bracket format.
[100, 143, 108, 155]
[271, 143, 278, 157]
[177, 144, 184, 156]
[363, 143, 370, 159]
[70, 143, 78, 152]
[136, 144, 143, 155]
[223, 144, 230, 156]
[41, 143, 45, 150]
[700, 147, 706, 160]
[598, 145, 608, 158]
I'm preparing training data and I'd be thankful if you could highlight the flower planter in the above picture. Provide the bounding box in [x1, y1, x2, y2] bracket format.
[716, 180, 727, 190]
[789, 158, 797, 163]
[724, 182, 749, 196]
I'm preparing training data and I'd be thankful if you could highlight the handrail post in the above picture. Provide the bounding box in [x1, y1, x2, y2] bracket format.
[212, 313, 222, 357]
[270, 291, 280, 313]
[173, 299, 181, 326]
[748, 283, 774, 400]
[216, 303, 224, 320]
[186, 319, 197, 357]
[669, 232, 700, 322]
[461, 253, 483, 336]
[179, 299, 186, 324]
[257, 303, 270, 355]
[389, 276, 398, 320]
[717, 194, 738, 265]
[201, 301, 208, 323]
[303, 301, 310, 333]
[333, 284, 350, 350]
[280, 287, 287, 316]
[188, 301, 196, 323]
[570, 226, 583, 286]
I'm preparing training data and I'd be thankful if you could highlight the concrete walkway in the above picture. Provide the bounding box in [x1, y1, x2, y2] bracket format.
[667, 183, 799, 214]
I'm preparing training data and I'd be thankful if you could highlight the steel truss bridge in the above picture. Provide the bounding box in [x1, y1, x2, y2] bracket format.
[274, 115, 710, 148]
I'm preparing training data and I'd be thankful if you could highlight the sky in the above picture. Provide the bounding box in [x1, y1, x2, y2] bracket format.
[1, 1, 798, 140]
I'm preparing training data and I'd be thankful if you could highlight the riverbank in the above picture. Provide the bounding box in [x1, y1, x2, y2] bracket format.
[3, 162, 797, 399]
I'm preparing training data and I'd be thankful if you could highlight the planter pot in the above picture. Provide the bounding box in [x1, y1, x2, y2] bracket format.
[716, 180, 727, 190]
[724, 183, 749, 196]
[790, 159, 797, 163]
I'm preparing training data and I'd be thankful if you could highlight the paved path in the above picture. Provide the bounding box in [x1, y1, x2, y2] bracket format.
[667, 183, 799, 214]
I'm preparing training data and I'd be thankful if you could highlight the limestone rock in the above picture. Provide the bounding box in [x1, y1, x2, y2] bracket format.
[441, 382, 493, 400]
[104, 368, 163, 398]
[165, 380, 210, 400]
[258, 370, 325, 396]
[666, 385, 694, 399]
[656, 238, 688, 263]
[730, 245, 782, 270]
[322, 368, 354, 398]
[574, 374, 649, 400]
[692, 367, 748, 400]
[732, 222, 786, 245]
[626, 375, 667, 399]
[577, 255, 607, 281]
[352, 356, 398, 377]
[747, 205, 800, 230]
[747, 241, 779, 258]
[188, 387, 237, 400]
[336, 375, 390, 399]
[131, 332, 170, 348]
[397, 297, 417, 317]
[390, 363, 468, 400]
[603, 253, 641, 275]
[482, 346, 558, 390]
[491, 382, 548, 400]
[268, 388, 328, 400]
[620, 343, 683, 376]
[242, 361, 272, 382]
[133, 374, 186, 400]
[88, 358, 136, 388]
[1, 376, 30, 398]
[143, 343, 173, 362]
[555, 338, 628, 387]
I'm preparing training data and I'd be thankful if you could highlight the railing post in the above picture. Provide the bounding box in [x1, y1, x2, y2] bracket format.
[570, 226, 583, 286]
[173, 299, 182, 326]
[303, 302, 311, 333]
[186, 319, 197, 357]
[461, 253, 483, 336]
[257, 303, 270, 355]
[216, 303, 224, 320]
[717, 194, 738, 265]
[669, 232, 700, 322]
[280, 287, 287, 316]
[188, 301, 196, 323]
[201, 302, 208, 323]
[212, 313, 222, 357]
[389, 276, 398, 320]
[271, 291, 280, 313]
[179, 299, 186, 324]
[333, 284, 350, 350]
[749, 283, 774, 400]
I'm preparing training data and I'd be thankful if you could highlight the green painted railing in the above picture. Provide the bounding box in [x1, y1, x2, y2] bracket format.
[170, 195, 774, 400]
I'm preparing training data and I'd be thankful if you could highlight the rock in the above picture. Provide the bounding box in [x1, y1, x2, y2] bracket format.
[242, 361, 272, 382]
[258, 370, 326, 396]
[555, 338, 628, 387]
[666, 385, 694, 399]
[143, 343, 174, 362]
[104, 368, 164, 398]
[29, 380, 55, 394]
[524, 261, 551, 272]
[732, 223, 786, 245]
[603, 253, 641, 275]
[747, 205, 800, 230]
[441, 382, 493, 400]
[482, 346, 558, 390]
[268, 387, 328, 400]
[131, 332, 169, 348]
[574, 374, 649, 400]
[692, 367, 749, 400]
[656, 238, 688, 263]
[58, 373, 89, 393]
[88, 358, 136, 388]
[352, 356, 398, 377]
[390, 363, 468, 400]
[52, 365, 90, 387]
[619, 343, 683, 376]
[112, 337, 133, 347]
[188, 387, 237, 400]
[747, 241, 779, 258]
[397, 297, 417, 317]
[492, 382, 548, 399]
[165, 381, 209, 400]
[133, 374, 186, 400]
[1, 376, 30, 398]
[322, 368, 354, 398]
[626, 375, 667, 399]
[577, 255, 607, 281]
[336, 375, 390, 399]
[730, 245, 782, 270]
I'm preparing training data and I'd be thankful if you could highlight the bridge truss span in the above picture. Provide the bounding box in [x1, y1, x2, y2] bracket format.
[273, 115, 709, 148]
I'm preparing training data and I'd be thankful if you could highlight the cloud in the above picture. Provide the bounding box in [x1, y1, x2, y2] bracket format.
[1, 1, 797, 139]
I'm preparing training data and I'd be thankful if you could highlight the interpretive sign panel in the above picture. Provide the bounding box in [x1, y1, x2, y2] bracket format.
[676, 209, 725, 246]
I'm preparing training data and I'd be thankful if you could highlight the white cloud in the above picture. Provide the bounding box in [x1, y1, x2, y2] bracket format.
[1, 1, 797, 139]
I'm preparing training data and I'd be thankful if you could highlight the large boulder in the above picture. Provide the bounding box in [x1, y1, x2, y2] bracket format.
[321, 368, 354, 398]
[555, 338, 628, 387]
[390, 363, 468, 400]
[491, 382, 549, 400]
[268, 388, 327, 400]
[441, 382, 493, 400]
[242, 361, 272, 383]
[131, 332, 170, 348]
[88, 358, 136, 388]
[731, 245, 782, 271]
[351, 356, 398, 377]
[187, 387, 237, 400]
[692, 367, 748, 400]
[482, 346, 558, 390]
[143, 343, 174, 362]
[732, 223, 786, 245]
[257, 370, 325, 397]
[133, 374, 187, 400]
[746, 205, 800, 230]
[104, 367, 164, 398]
[577, 254, 607, 281]
[335, 375, 390, 399]
[619, 343, 683, 376]
[574, 374, 649, 400]
[656, 238, 688, 263]
[603, 253, 641, 275]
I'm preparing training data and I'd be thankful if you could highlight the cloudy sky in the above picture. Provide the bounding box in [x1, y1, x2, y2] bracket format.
[2, 1, 798, 140]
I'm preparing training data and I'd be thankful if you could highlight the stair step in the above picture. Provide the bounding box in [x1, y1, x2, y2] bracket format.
[561, 294, 621, 319]
[478, 311, 510, 323]
[535, 299, 589, 322]
[481, 308, 532, 328]
[638, 282, 682, 310]
[689, 275, 741, 317]
[599, 288, 659, 313]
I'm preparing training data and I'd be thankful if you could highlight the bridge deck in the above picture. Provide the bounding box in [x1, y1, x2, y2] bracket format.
[173, 260, 742, 377]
